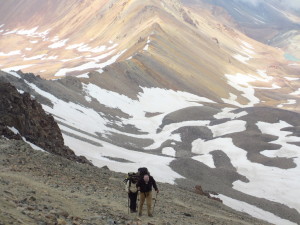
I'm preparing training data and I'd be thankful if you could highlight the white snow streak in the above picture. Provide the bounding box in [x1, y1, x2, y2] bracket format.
[0, 50, 21, 56]
[218, 195, 297, 225]
[48, 39, 69, 48]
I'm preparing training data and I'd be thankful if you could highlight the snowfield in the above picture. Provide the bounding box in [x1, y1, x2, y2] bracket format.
[1, 66, 300, 224]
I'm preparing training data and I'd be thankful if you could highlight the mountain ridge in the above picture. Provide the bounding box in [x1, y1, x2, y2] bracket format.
[0, 0, 300, 224]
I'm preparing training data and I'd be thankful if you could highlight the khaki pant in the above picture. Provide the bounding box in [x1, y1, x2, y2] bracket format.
[139, 191, 152, 216]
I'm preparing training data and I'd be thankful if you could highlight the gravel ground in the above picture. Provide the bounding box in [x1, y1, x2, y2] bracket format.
[0, 138, 272, 225]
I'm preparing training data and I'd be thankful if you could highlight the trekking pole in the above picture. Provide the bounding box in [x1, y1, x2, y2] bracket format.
[128, 195, 130, 214]
[136, 191, 139, 215]
[152, 191, 158, 215]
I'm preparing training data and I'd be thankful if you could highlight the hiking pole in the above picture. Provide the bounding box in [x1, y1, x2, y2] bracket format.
[136, 191, 139, 215]
[152, 191, 158, 215]
[128, 195, 130, 214]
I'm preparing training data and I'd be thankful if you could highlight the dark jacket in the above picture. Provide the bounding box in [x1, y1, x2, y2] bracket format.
[137, 175, 158, 193]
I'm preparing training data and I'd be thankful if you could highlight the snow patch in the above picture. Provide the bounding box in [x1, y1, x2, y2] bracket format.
[233, 54, 250, 64]
[285, 77, 299, 81]
[162, 147, 176, 157]
[2, 64, 35, 72]
[278, 99, 296, 108]
[0, 50, 21, 56]
[63, 135, 182, 184]
[7, 127, 19, 135]
[192, 134, 300, 213]
[77, 73, 89, 78]
[5, 71, 21, 79]
[192, 154, 215, 168]
[48, 39, 69, 48]
[218, 194, 297, 225]
[214, 108, 248, 119]
[209, 120, 246, 137]
[55, 49, 127, 76]
[24, 54, 47, 60]
[290, 88, 300, 96]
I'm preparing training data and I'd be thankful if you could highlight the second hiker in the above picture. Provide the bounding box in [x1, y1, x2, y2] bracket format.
[136, 171, 159, 217]
[125, 173, 139, 213]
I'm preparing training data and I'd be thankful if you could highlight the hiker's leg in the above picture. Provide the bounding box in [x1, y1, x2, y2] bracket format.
[128, 192, 134, 211]
[146, 191, 153, 216]
[139, 192, 145, 215]
[131, 192, 138, 211]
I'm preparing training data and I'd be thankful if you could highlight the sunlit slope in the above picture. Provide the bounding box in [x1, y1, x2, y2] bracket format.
[0, 0, 299, 112]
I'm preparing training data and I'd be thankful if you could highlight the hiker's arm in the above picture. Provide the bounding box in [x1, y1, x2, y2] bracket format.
[125, 181, 130, 193]
[152, 177, 159, 192]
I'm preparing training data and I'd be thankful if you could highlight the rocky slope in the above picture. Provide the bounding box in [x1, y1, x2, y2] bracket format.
[0, 137, 271, 225]
[0, 81, 89, 164]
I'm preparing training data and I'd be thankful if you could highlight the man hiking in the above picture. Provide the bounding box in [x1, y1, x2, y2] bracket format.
[125, 173, 138, 213]
[136, 173, 159, 217]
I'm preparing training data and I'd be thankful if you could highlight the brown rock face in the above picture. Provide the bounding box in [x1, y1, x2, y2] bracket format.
[195, 185, 222, 203]
[0, 82, 90, 164]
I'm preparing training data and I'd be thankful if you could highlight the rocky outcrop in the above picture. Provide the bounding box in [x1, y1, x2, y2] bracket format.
[195, 185, 222, 203]
[0, 82, 90, 164]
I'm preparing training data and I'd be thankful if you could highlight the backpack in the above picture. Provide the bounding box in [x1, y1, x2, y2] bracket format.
[138, 167, 149, 178]
[123, 172, 139, 187]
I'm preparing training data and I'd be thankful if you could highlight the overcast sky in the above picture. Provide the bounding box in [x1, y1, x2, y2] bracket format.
[235, 0, 300, 9]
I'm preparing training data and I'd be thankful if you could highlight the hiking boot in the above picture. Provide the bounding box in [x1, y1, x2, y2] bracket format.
[148, 213, 153, 217]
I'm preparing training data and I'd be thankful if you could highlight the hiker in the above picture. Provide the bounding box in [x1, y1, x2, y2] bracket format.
[125, 173, 139, 213]
[136, 173, 159, 217]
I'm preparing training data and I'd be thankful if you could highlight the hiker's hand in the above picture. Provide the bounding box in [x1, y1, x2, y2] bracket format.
[156, 189, 159, 193]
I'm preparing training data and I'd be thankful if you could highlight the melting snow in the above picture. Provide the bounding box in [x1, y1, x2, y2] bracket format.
[0, 50, 21, 56]
[7, 126, 45, 152]
[234, 54, 250, 64]
[192, 134, 300, 213]
[143, 37, 151, 51]
[214, 107, 248, 119]
[16, 27, 38, 36]
[2, 64, 35, 72]
[60, 56, 82, 62]
[55, 50, 126, 76]
[76, 73, 89, 78]
[48, 39, 69, 48]
[7, 126, 19, 135]
[3, 29, 18, 35]
[241, 41, 254, 49]
[290, 88, 300, 96]
[63, 135, 183, 184]
[223, 73, 260, 107]
[66, 43, 85, 50]
[278, 99, 296, 108]
[209, 120, 246, 137]
[4, 71, 21, 79]
[24, 54, 47, 61]
[218, 194, 297, 225]
[285, 77, 299, 81]
[193, 154, 215, 168]
[162, 147, 176, 157]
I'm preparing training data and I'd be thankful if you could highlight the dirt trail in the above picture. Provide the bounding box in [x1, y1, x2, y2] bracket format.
[0, 138, 271, 225]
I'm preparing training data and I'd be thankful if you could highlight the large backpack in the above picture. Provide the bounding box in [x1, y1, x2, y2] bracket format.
[123, 172, 139, 187]
[138, 167, 149, 178]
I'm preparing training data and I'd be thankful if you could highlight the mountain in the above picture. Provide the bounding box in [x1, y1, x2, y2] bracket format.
[0, 80, 90, 164]
[183, 0, 300, 59]
[0, 0, 300, 224]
